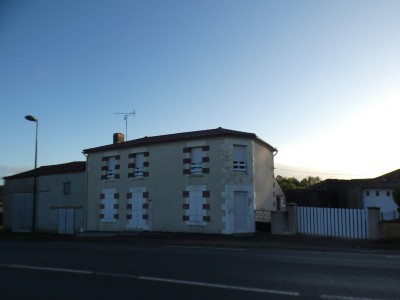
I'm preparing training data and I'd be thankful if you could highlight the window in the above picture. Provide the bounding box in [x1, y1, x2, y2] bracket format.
[100, 189, 118, 223]
[63, 182, 71, 195]
[233, 145, 246, 171]
[183, 146, 209, 175]
[190, 147, 203, 173]
[387, 191, 391, 197]
[187, 190, 205, 225]
[107, 157, 116, 179]
[366, 191, 370, 196]
[101, 155, 120, 180]
[127, 189, 148, 229]
[376, 191, 380, 197]
[128, 152, 149, 178]
[134, 153, 145, 176]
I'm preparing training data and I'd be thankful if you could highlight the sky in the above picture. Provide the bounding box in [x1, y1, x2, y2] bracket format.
[1, 0, 400, 184]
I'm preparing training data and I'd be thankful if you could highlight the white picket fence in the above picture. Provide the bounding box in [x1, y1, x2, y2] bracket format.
[297, 207, 369, 239]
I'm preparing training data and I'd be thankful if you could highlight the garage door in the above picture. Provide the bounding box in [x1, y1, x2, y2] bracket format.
[12, 194, 33, 232]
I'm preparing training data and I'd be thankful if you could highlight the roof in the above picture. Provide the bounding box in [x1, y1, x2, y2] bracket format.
[3, 161, 86, 180]
[309, 169, 400, 191]
[359, 168, 400, 189]
[83, 127, 277, 154]
[374, 169, 400, 181]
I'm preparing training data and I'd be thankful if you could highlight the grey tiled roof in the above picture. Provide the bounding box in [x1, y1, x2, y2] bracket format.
[83, 127, 277, 154]
[374, 169, 400, 181]
[4, 161, 86, 180]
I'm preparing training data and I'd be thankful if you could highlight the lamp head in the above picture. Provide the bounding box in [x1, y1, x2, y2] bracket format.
[25, 115, 38, 122]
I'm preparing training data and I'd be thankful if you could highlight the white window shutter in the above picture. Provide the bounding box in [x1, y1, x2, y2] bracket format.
[135, 153, 145, 176]
[107, 157, 116, 179]
[188, 190, 203, 224]
[191, 147, 203, 173]
[233, 145, 246, 171]
[104, 193, 113, 221]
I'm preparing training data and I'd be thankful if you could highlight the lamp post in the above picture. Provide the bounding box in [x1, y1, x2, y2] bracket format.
[25, 115, 38, 233]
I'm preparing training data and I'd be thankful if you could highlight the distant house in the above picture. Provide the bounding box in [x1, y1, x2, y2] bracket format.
[285, 169, 400, 219]
[83, 127, 281, 234]
[361, 169, 400, 220]
[3, 162, 86, 234]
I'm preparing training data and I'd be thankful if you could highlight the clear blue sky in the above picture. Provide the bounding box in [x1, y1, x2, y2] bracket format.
[1, 0, 400, 183]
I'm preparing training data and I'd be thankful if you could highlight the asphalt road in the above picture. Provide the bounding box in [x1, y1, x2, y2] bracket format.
[0, 240, 399, 300]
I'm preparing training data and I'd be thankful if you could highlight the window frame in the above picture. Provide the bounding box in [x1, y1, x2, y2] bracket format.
[187, 190, 205, 225]
[63, 182, 71, 195]
[101, 190, 118, 223]
[190, 147, 203, 174]
[134, 153, 145, 177]
[106, 156, 116, 179]
[233, 145, 247, 172]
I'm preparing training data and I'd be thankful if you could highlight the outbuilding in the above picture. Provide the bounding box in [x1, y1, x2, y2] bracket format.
[3, 161, 86, 234]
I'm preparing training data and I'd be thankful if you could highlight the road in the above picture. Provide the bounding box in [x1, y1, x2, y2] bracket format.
[0, 239, 399, 299]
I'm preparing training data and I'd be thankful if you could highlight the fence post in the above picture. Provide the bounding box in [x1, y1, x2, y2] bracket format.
[367, 206, 381, 240]
[286, 203, 297, 235]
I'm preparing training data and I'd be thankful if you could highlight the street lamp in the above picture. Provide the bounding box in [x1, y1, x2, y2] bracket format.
[25, 115, 38, 233]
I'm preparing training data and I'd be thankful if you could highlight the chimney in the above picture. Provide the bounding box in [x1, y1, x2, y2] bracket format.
[113, 133, 125, 144]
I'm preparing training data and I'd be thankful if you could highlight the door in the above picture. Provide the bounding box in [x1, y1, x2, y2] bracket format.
[12, 194, 33, 232]
[234, 192, 249, 233]
[58, 208, 74, 234]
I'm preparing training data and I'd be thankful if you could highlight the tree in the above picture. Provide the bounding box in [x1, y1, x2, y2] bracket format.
[392, 187, 400, 217]
[300, 176, 321, 188]
[276, 175, 321, 193]
[276, 175, 300, 192]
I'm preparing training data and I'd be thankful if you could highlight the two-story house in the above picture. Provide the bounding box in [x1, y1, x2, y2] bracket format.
[83, 127, 279, 234]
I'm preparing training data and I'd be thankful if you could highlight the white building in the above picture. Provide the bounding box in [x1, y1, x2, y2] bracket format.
[362, 168, 400, 220]
[83, 127, 281, 234]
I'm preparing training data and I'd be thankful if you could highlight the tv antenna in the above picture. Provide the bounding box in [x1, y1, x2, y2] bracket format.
[115, 109, 136, 140]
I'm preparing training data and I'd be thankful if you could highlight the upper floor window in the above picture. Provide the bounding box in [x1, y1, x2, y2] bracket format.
[101, 155, 120, 180]
[183, 146, 210, 175]
[233, 145, 246, 172]
[128, 152, 149, 178]
[63, 182, 71, 195]
[134, 153, 145, 177]
[376, 191, 380, 197]
[190, 147, 203, 173]
[107, 156, 116, 179]
[366, 190, 370, 196]
[387, 191, 391, 197]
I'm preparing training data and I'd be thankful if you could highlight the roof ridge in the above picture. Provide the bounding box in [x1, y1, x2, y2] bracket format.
[4, 161, 86, 180]
[83, 127, 275, 154]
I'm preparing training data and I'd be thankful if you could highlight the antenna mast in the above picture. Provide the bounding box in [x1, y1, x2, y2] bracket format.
[115, 109, 136, 140]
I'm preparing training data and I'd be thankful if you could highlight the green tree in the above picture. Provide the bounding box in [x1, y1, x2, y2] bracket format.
[392, 187, 400, 217]
[276, 175, 301, 192]
[276, 175, 321, 193]
[300, 176, 321, 188]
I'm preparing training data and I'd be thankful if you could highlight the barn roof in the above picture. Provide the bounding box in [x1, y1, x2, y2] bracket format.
[3, 161, 86, 180]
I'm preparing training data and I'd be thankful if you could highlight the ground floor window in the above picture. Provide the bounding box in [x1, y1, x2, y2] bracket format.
[187, 190, 205, 225]
[100, 189, 118, 222]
